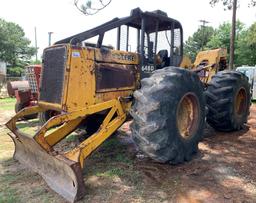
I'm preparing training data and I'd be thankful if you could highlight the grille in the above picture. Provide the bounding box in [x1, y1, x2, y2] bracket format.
[40, 46, 66, 104]
[25, 67, 38, 93]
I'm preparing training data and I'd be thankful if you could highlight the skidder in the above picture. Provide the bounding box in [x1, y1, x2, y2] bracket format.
[6, 8, 250, 202]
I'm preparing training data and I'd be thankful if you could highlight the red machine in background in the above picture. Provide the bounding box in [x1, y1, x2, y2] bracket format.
[15, 65, 41, 113]
[7, 65, 42, 117]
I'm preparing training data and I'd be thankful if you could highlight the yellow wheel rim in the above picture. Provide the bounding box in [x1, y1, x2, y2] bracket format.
[235, 87, 247, 116]
[176, 93, 200, 139]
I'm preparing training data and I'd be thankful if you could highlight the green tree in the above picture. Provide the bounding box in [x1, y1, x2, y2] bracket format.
[206, 21, 246, 66]
[236, 22, 256, 66]
[184, 26, 214, 61]
[0, 18, 36, 76]
[206, 22, 232, 50]
[210, 0, 255, 69]
[247, 22, 256, 65]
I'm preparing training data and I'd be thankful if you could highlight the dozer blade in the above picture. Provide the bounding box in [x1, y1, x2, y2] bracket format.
[6, 100, 127, 202]
[9, 131, 86, 202]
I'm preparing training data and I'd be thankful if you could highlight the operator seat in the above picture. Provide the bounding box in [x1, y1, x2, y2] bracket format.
[156, 49, 169, 69]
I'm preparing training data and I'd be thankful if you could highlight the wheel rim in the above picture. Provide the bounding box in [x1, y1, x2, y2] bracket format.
[234, 87, 247, 116]
[176, 93, 200, 139]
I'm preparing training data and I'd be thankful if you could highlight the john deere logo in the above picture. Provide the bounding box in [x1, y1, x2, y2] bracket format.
[112, 53, 135, 62]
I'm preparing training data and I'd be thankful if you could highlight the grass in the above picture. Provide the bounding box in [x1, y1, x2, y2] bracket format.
[0, 97, 15, 104]
[0, 164, 58, 203]
[0, 130, 142, 202]
[16, 119, 39, 135]
[101, 137, 121, 149]
[0, 188, 18, 203]
[30, 188, 47, 196]
[114, 153, 133, 164]
[65, 133, 78, 142]
[0, 130, 19, 203]
[0, 129, 14, 161]
[0, 98, 15, 111]
[0, 131, 61, 203]
[0, 100, 167, 202]
[96, 168, 125, 178]
[0, 102, 255, 202]
[1, 173, 18, 183]
[92, 158, 142, 185]
[85, 135, 143, 187]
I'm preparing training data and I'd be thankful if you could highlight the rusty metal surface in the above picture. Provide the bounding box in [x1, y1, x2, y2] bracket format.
[7, 81, 30, 97]
[95, 63, 137, 92]
[25, 65, 41, 94]
[176, 93, 200, 139]
[9, 131, 86, 202]
[5, 99, 128, 202]
[62, 47, 94, 112]
[14, 89, 31, 104]
[235, 87, 247, 116]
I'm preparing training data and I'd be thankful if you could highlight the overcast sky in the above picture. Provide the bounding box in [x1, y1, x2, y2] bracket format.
[0, 0, 256, 58]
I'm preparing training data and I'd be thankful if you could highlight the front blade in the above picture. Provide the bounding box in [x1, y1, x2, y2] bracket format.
[9, 132, 86, 202]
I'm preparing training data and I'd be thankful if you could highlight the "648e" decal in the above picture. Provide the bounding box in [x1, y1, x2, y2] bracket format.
[142, 65, 155, 72]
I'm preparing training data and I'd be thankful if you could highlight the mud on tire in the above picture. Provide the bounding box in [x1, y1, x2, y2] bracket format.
[130, 67, 205, 164]
[205, 71, 250, 131]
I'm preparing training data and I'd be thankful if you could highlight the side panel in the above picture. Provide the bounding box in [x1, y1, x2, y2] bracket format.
[94, 48, 139, 104]
[63, 47, 139, 112]
[63, 48, 95, 112]
[95, 63, 137, 92]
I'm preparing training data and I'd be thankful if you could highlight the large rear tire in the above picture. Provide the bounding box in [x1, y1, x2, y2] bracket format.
[130, 67, 205, 164]
[205, 71, 250, 131]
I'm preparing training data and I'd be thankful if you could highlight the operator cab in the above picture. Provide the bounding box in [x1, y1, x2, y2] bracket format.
[55, 8, 183, 78]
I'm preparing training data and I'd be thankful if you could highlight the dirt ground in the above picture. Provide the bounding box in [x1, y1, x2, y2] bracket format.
[0, 98, 256, 203]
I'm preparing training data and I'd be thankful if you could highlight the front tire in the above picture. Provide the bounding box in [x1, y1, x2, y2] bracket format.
[130, 67, 205, 164]
[38, 110, 59, 125]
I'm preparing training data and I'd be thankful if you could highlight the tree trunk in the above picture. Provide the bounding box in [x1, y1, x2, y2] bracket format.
[229, 0, 237, 70]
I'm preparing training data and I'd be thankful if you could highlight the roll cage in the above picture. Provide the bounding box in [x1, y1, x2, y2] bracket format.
[55, 8, 183, 76]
